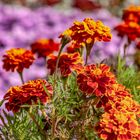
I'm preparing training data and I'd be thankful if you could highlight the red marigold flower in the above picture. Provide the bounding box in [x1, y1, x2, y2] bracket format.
[95, 109, 140, 140]
[77, 64, 116, 96]
[4, 79, 53, 112]
[47, 52, 83, 77]
[60, 18, 112, 46]
[67, 42, 81, 53]
[115, 21, 140, 41]
[3, 48, 34, 73]
[31, 39, 59, 58]
[136, 41, 140, 49]
[123, 5, 140, 23]
[72, 0, 101, 11]
[43, 0, 61, 5]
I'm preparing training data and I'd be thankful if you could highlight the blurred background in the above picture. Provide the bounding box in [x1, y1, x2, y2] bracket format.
[0, 0, 140, 99]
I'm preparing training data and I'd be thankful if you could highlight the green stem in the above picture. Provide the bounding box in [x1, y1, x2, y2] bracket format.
[18, 71, 24, 84]
[55, 45, 63, 76]
[85, 42, 94, 65]
[28, 111, 47, 137]
[85, 46, 91, 65]
[124, 43, 128, 60]
[51, 108, 56, 138]
[54, 43, 65, 87]
[85, 52, 89, 66]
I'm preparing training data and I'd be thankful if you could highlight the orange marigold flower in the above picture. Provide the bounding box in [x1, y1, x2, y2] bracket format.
[77, 64, 116, 96]
[4, 79, 53, 112]
[3, 48, 34, 73]
[96, 83, 132, 108]
[104, 95, 140, 117]
[95, 109, 140, 140]
[115, 21, 140, 41]
[47, 52, 83, 77]
[123, 5, 140, 23]
[31, 38, 59, 57]
[60, 18, 112, 46]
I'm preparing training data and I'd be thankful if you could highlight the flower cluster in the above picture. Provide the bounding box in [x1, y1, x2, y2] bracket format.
[93, 75, 140, 140]
[60, 18, 112, 46]
[115, 5, 140, 42]
[76, 63, 140, 139]
[77, 64, 116, 96]
[1, 16, 140, 140]
[47, 52, 83, 77]
[31, 39, 60, 58]
[2, 48, 34, 73]
[96, 109, 140, 140]
[4, 79, 53, 112]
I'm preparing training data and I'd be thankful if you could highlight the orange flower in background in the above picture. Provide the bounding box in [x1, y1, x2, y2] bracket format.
[115, 21, 140, 41]
[95, 109, 140, 140]
[31, 38, 59, 58]
[77, 64, 116, 96]
[123, 5, 140, 23]
[115, 5, 140, 42]
[60, 18, 112, 46]
[4, 79, 53, 112]
[47, 52, 83, 77]
[3, 48, 34, 73]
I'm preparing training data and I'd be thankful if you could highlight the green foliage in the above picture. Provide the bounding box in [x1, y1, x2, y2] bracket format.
[0, 74, 100, 140]
[116, 55, 140, 102]
[0, 108, 47, 140]
[1, 56, 140, 140]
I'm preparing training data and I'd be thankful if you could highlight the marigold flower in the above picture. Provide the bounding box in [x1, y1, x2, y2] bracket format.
[96, 83, 132, 108]
[31, 39, 59, 58]
[4, 79, 53, 112]
[3, 48, 34, 73]
[45, 0, 61, 5]
[115, 21, 140, 41]
[47, 52, 83, 77]
[136, 41, 140, 49]
[77, 64, 116, 96]
[73, 0, 101, 11]
[123, 5, 140, 23]
[95, 109, 140, 140]
[60, 18, 112, 46]
[67, 42, 81, 53]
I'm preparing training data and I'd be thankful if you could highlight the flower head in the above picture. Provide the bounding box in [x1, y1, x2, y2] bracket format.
[96, 83, 132, 108]
[77, 64, 116, 96]
[67, 42, 82, 53]
[4, 79, 53, 112]
[95, 109, 140, 140]
[123, 5, 140, 23]
[31, 39, 59, 58]
[115, 21, 140, 41]
[60, 18, 112, 46]
[3, 48, 34, 73]
[47, 52, 83, 77]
